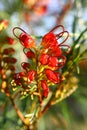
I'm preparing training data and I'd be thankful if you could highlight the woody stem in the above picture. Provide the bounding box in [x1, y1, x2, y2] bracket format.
[7, 92, 28, 126]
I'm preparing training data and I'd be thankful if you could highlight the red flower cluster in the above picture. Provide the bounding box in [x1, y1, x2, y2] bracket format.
[22, 0, 50, 24]
[0, 33, 16, 93]
[38, 26, 69, 97]
[12, 25, 70, 99]
[22, 0, 50, 15]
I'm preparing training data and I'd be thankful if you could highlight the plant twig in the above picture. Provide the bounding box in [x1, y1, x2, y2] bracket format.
[6, 92, 28, 126]
[57, 0, 74, 24]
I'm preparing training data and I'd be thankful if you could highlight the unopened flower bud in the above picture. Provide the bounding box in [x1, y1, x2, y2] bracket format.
[19, 33, 35, 48]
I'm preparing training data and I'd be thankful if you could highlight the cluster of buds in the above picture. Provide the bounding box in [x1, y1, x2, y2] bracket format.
[0, 41, 16, 94]
[0, 19, 16, 94]
[12, 25, 70, 102]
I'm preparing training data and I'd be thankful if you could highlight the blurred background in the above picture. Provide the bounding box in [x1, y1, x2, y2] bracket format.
[0, 0, 87, 130]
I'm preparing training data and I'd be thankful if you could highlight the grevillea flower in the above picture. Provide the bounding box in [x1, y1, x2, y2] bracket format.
[41, 80, 48, 90]
[27, 70, 36, 82]
[13, 27, 35, 49]
[48, 45, 62, 57]
[43, 88, 49, 97]
[41, 25, 69, 56]
[23, 48, 35, 59]
[14, 72, 25, 85]
[48, 56, 58, 67]
[12, 25, 70, 99]
[41, 80, 49, 97]
[19, 33, 35, 48]
[14, 72, 25, 79]
[41, 32, 58, 49]
[41, 33, 63, 57]
[39, 54, 49, 65]
[21, 62, 30, 71]
[45, 69, 60, 84]
[57, 55, 66, 68]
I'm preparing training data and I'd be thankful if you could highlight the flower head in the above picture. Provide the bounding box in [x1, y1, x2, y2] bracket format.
[12, 25, 70, 100]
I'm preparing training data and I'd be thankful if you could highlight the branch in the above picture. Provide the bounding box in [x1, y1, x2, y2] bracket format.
[57, 0, 74, 24]
[6, 92, 28, 126]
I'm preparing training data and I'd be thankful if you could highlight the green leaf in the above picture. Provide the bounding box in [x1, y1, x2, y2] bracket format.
[72, 16, 78, 42]
[72, 28, 87, 49]
[80, 49, 87, 57]
[73, 39, 86, 56]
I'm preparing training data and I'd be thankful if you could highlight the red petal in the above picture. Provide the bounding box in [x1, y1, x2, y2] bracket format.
[53, 46, 62, 56]
[39, 54, 49, 65]
[14, 72, 25, 79]
[41, 80, 48, 90]
[21, 62, 30, 70]
[28, 70, 36, 82]
[41, 32, 58, 48]
[48, 45, 62, 57]
[48, 56, 58, 67]
[41, 80, 49, 97]
[19, 33, 35, 48]
[43, 88, 49, 97]
[23, 48, 35, 58]
[14, 72, 25, 85]
[45, 69, 60, 84]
